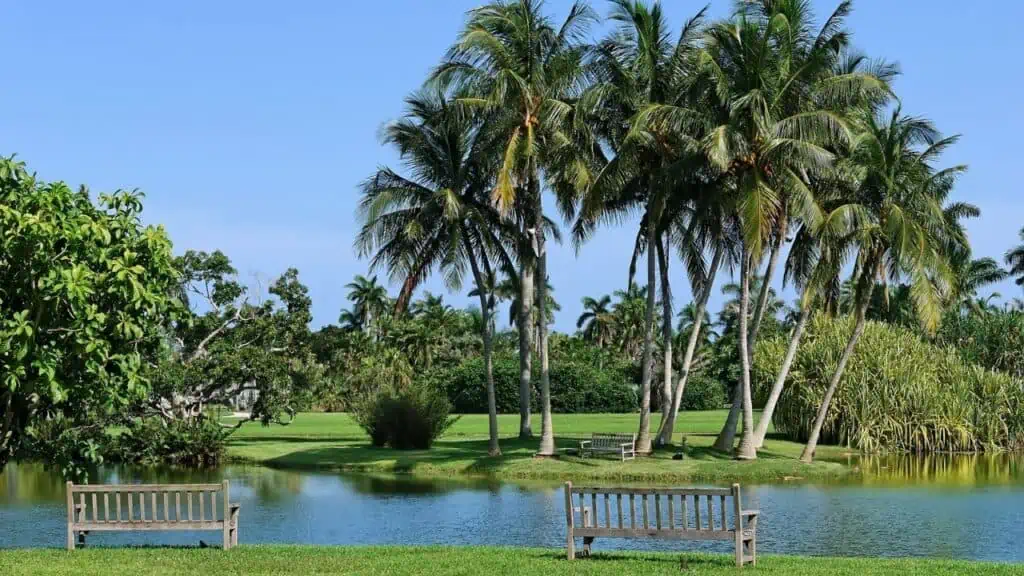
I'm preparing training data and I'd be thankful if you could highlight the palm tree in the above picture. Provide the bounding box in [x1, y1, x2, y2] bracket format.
[680, 1, 890, 459]
[611, 284, 648, 360]
[799, 107, 969, 463]
[568, 0, 709, 453]
[345, 275, 390, 334]
[952, 256, 1008, 314]
[577, 295, 614, 349]
[355, 90, 512, 457]
[338, 308, 363, 332]
[434, 0, 596, 454]
[1005, 227, 1024, 287]
[676, 302, 715, 351]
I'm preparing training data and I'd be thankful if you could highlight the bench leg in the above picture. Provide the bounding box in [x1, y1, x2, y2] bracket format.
[582, 536, 594, 557]
[67, 529, 75, 551]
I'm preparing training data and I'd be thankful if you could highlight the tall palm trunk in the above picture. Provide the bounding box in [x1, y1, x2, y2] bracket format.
[735, 253, 758, 460]
[800, 302, 867, 463]
[713, 230, 783, 452]
[518, 244, 534, 440]
[749, 218, 786, 348]
[656, 235, 673, 445]
[636, 214, 658, 454]
[463, 234, 501, 457]
[533, 169, 555, 457]
[657, 245, 723, 445]
[753, 305, 808, 449]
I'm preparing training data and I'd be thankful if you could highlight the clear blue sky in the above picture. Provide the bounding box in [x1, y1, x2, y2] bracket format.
[3, 1, 1022, 332]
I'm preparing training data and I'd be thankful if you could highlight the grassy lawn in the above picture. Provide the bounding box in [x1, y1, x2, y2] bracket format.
[2, 547, 1020, 575]
[226, 411, 851, 484]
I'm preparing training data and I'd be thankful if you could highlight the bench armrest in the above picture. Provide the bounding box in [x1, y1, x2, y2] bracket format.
[230, 503, 241, 511]
[619, 442, 634, 450]
[579, 440, 592, 448]
[740, 509, 759, 517]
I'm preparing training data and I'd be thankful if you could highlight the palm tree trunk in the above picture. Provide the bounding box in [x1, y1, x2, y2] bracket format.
[534, 170, 555, 456]
[799, 303, 867, 463]
[518, 248, 534, 440]
[753, 305, 808, 449]
[735, 252, 757, 460]
[636, 215, 658, 454]
[749, 216, 787, 350]
[656, 234, 673, 446]
[714, 225, 783, 452]
[463, 233, 501, 457]
[657, 245, 723, 445]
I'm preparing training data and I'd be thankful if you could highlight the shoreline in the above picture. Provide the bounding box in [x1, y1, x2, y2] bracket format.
[2, 546, 1020, 575]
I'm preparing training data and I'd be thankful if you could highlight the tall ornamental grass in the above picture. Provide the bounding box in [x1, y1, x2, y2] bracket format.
[753, 314, 1024, 453]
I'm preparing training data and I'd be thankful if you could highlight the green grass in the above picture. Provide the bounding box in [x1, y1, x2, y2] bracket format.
[2, 547, 1020, 575]
[226, 411, 851, 484]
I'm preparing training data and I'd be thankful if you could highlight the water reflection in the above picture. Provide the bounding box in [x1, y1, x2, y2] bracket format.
[1, 457, 1023, 561]
[850, 453, 1024, 486]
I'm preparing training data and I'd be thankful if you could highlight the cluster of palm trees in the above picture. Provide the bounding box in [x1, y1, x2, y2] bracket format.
[356, 0, 988, 462]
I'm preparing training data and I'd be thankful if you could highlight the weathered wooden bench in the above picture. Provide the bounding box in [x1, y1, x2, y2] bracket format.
[66, 480, 240, 550]
[578, 433, 636, 461]
[563, 482, 759, 567]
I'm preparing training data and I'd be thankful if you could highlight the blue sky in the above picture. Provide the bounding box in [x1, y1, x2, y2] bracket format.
[2, 1, 1022, 332]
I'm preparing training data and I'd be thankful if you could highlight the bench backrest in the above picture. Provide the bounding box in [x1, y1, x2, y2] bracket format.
[564, 482, 743, 541]
[591, 433, 636, 449]
[67, 480, 231, 528]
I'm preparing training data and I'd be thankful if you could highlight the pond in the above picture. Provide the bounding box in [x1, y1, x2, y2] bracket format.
[2, 456, 1024, 562]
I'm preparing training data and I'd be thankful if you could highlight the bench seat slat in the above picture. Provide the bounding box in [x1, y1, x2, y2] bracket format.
[72, 521, 225, 532]
[573, 527, 734, 541]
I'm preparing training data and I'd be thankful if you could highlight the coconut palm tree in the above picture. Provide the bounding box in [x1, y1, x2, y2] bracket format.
[577, 295, 614, 349]
[611, 284, 649, 360]
[567, 0, 710, 453]
[677, 0, 892, 459]
[799, 107, 969, 463]
[355, 89, 513, 457]
[434, 0, 596, 453]
[1005, 227, 1024, 287]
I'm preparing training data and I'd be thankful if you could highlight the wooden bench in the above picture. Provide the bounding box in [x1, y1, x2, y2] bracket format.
[66, 480, 240, 550]
[563, 482, 759, 567]
[578, 433, 636, 461]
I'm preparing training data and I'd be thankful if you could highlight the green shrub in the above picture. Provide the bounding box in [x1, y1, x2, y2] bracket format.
[680, 374, 727, 411]
[19, 414, 109, 480]
[352, 383, 456, 450]
[441, 353, 637, 414]
[110, 418, 228, 466]
[753, 314, 1024, 453]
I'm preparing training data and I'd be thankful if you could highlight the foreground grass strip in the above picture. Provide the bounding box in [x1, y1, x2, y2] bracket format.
[2, 547, 1021, 576]
[225, 412, 851, 484]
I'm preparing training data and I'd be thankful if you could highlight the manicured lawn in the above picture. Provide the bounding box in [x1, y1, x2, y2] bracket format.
[226, 411, 851, 484]
[2, 547, 1020, 575]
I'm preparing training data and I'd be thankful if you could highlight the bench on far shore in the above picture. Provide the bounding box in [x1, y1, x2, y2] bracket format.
[578, 432, 636, 461]
[564, 482, 759, 567]
[66, 480, 240, 550]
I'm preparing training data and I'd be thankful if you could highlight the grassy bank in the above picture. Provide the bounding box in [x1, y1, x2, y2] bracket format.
[2, 547, 1020, 575]
[226, 411, 851, 484]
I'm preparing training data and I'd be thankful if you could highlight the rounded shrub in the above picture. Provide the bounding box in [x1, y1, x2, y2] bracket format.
[352, 383, 456, 450]
[753, 314, 1024, 453]
[680, 373, 727, 411]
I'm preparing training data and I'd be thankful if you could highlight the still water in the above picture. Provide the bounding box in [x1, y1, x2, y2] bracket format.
[2, 458, 1024, 561]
